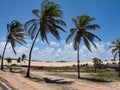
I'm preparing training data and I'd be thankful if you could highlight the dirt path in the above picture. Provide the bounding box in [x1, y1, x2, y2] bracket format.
[0, 70, 120, 90]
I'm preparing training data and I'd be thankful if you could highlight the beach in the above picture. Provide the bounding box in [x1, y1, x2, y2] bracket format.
[0, 69, 120, 90]
[0, 60, 120, 90]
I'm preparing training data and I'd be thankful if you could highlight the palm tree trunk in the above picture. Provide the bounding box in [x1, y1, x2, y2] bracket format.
[119, 48, 120, 69]
[26, 30, 40, 77]
[77, 44, 80, 78]
[94, 63, 97, 73]
[95, 66, 96, 73]
[1, 41, 8, 70]
[118, 48, 120, 77]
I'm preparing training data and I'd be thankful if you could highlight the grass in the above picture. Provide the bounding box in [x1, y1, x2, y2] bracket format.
[41, 66, 120, 82]
[90, 69, 120, 81]
[43, 66, 77, 72]
[9, 65, 120, 82]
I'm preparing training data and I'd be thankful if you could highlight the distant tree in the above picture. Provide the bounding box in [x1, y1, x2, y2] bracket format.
[25, 0, 66, 77]
[21, 54, 27, 66]
[110, 38, 120, 77]
[92, 57, 102, 73]
[7, 57, 12, 64]
[17, 57, 21, 64]
[6, 57, 12, 71]
[66, 15, 101, 78]
[1, 20, 27, 70]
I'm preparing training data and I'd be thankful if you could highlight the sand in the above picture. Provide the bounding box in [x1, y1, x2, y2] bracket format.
[3, 59, 119, 67]
[0, 60, 120, 90]
[0, 70, 120, 90]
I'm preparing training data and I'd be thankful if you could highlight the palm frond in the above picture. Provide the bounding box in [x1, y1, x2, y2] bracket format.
[32, 9, 40, 18]
[6, 20, 27, 55]
[66, 28, 76, 43]
[85, 24, 100, 30]
[80, 15, 96, 27]
[40, 28, 49, 44]
[113, 51, 118, 61]
[83, 36, 91, 51]
[112, 48, 118, 54]
[85, 31, 101, 41]
[73, 33, 81, 50]
[10, 40, 16, 55]
[25, 19, 38, 30]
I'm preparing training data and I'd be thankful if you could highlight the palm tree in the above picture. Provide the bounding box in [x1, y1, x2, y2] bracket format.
[25, 0, 66, 77]
[110, 38, 120, 77]
[21, 54, 27, 66]
[92, 57, 102, 73]
[1, 20, 27, 70]
[66, 15, 101, 78]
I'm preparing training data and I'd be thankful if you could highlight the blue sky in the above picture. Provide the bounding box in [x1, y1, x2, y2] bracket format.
[0, 0, 120, 62]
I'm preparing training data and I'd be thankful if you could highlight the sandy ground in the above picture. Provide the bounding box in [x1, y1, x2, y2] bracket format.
[0, 70, 120, 90]
[0, 60, 120, 90]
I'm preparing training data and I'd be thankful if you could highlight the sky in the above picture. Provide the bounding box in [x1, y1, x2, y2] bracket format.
[0, 0, 120, 62]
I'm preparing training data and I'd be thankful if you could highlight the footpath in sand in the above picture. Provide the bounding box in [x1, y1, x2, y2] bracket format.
[0, 70, 120, 90]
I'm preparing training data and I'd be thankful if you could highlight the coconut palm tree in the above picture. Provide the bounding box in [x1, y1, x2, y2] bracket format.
[1, 20, 27, 70]
[92, 57, 102, 73]
[66, 15, 101, 78]
[110, 38, 120, 77]
[25, 0, 66, 77]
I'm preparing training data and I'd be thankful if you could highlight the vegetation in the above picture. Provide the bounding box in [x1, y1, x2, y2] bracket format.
[1, 20, 27, 70]
[6, 57, 12, 71]
[66, 15, 101, 78]
[21, 54, 27, 66]
[35, 66, 120, 82]
[17, 57, 21, 63]
[110, 38, 120, 77]
[92, 57, 102, 73]
[25, 0, 66, 77]
[1, 0, 120, 86]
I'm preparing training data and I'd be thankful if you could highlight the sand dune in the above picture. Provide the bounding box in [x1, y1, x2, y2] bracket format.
[2, 59, 119, 67]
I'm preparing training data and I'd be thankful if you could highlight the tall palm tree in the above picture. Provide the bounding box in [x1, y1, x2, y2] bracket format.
[1, 20, 27, 70]
[110, 38, 120, 77]
[92, 57, 102, 73]
[25, 0, 66, 77]
[66, 15, 101, 78]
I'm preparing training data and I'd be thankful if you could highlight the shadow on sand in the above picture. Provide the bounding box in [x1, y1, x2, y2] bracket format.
[80, 77, 113, 83]
[29, 77, 44, 82]
[43, 77, 74, 85]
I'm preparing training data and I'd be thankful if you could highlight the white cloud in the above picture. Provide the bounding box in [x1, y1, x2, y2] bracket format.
[0, 40, 114, 62]
[49, 41, 60, 47]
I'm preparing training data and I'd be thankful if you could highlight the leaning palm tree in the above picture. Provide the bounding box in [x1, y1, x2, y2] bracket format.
[66, 15, 101, 78]
[25, 0, 66, 77]
[110, 38, 120, 77]
[1, 20, 27, 70]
